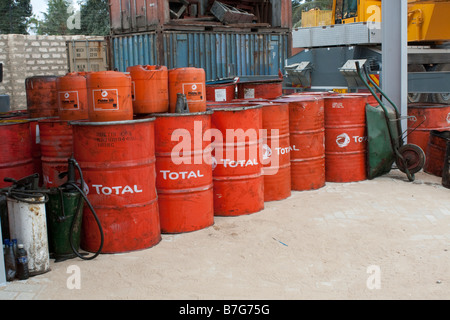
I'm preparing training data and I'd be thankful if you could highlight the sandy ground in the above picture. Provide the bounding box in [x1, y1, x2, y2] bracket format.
[1, 169, 449, 300]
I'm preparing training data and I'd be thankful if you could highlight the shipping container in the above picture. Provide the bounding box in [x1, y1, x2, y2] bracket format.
[67, 40, 110, 72]
[108, 0, 292, 35]
[111, 30, 290, 81]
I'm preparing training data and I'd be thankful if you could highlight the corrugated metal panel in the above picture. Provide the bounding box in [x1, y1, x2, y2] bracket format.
[111, 31, 289, 81]
[112, 32, 158, 71]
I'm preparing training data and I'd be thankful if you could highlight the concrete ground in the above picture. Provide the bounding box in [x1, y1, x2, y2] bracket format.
[0, 169, 449, 300]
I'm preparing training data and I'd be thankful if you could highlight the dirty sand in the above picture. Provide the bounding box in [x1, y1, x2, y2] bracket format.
[2, 169, 449, 300]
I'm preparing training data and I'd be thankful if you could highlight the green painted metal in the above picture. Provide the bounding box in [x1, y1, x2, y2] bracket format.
[46, 189, 83, 262]
[365, 104, 398, 179]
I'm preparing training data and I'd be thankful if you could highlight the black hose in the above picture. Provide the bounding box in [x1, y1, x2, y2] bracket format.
[61, 159, 104, 260]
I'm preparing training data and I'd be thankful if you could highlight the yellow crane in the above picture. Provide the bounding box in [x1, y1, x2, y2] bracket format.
[292, 0, 450, 103]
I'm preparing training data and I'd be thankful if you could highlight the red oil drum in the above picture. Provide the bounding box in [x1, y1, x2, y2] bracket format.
[345, 92, 380, 107]
[25, 76, 59, 118]
[407, 103, 450, 153]
[56, 72, 89, 120]
[237, 80, 282, 100]
[324, 95, 368, 182]
[0, 120, 34, 188]
[72, 118, 160, 253]
[39, 119, 73, 188]
[169, 68, 206, 113]
[127, 65, 169, 114]
[206, 81, 236, 102]
[208, 103, 264, 216]
[86, 71, 133, 122]
[154, 112, 214, 233]
[261, 101, 291, 201]
[424, 130, 450, 177]
[275, 96, 325, 191]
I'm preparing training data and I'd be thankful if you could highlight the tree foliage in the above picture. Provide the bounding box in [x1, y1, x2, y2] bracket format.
[0, 0, 32, 34]
[37, 0, 75, 35]
[36, 0, 110, 36]
[79, 0, 110, 36]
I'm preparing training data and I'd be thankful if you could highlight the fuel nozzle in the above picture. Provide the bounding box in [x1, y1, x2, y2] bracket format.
[58, 155, 79, 191]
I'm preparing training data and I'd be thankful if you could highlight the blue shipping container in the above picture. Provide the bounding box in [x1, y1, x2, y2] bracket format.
[111, 31, 290, 81]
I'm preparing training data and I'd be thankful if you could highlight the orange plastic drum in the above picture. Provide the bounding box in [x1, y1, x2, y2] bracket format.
[169, 68, 206, 113]
[208, 103, 264, 216]
[25, 76, 59, 118]
[261, 101, 291, 201]
[72, 118, 160, 253]
[127, 65, 169, 113]
[324, 95, 368, 182]
[86, 71, 133, 122]
[275, 96, 325, 191]
[38, 119, 73, 188]
[0, 120, 34, 188]
[154, 111, 214, 233]
[407, 103, 450, 153]
[56, 72, 89, 120]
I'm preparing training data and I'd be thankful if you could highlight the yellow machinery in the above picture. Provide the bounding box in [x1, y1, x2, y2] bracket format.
[302, 0, 450, 43]
[293, 0, 450, 103]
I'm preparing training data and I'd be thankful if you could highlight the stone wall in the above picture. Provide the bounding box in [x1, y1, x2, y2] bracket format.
[0, 34, 106, 111]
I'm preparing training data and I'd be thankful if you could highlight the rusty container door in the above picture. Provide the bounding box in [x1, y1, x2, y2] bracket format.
[261, 101, 291, 201]
[407, 103, 450, 153]
[127, 65, 169, 114]
[25, 76, 59, 118]
[0, 120, 34, 188]
[86, 71, 133, 122]
[276, 96, 325, 191]
[154, 112, 214, 233]
[324, 95, 368, 182]
[72, 118, 160, 253]
[39, 119, 73, 188]
[208, 103, 264, 216]
[56, 72, 89, 121]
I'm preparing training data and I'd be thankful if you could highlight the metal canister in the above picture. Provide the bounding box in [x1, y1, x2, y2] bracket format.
[7, 195, 50, 276]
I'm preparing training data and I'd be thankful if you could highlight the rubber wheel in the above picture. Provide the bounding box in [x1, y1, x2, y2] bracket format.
[396, 144, 426, 175]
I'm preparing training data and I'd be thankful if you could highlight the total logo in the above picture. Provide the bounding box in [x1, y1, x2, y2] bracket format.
[336, 133, 368, 148]
[447, 112, 450, 124]
[262, 144, 272, 160]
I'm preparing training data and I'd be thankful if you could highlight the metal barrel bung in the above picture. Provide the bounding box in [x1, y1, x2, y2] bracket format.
[153, 112, 214, 233]
[260, 101, 291, 201]
[86, 71, 133, 122]
[169, 68, 206, 113]
[71, 118, 160, 253]
[207, 103, 264, 216]
[407, 103, 450, 153]
[275, 96, 325, 191]
[38, 119, 73, 188]
[25, 76, 59, 118]
[0, 120, 34, 188]
[324, 95, 368, 182]
[127, 65, 169, 113]
[56, 72, 89, 120]
[206, 80, 236, 102]
[424, 130, 450, 177]
[237, 79, 283, 100]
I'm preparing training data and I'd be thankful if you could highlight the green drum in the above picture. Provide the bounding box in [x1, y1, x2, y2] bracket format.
[46, 188, 84, 262]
